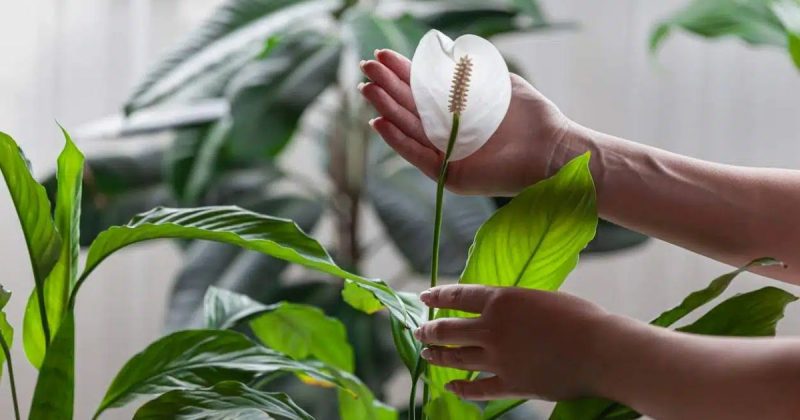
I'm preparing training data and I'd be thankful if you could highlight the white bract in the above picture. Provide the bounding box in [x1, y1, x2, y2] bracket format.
[410, 29, 512, 161]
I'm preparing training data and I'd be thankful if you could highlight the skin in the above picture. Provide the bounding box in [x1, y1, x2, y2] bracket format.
[360, 49, 800, 419]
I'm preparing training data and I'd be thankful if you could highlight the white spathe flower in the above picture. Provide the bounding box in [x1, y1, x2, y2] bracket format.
[410, 29, 512, 161]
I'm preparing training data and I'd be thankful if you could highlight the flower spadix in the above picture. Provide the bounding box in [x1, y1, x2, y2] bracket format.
[410, 30, 511, 161]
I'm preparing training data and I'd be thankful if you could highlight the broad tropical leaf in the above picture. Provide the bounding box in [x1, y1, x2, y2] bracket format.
[0, 286, 13, 379]
[367, 165, 494, 276]
[133, 381, 313, 420]
[250, 302, 354, 372]
[433, 153, 597, 418]
[166, 194, 322, 330]
[770, 0, 800, 69]
[29, 311, 75, 419]
[24, 128, 84, 368]
[76, 206, 420, 329]
[124, 0, 341, 112]
[651, 257, 783, 328]
[0, 132, 61, 348]
[204, 286, 276, 330]
[95, 329, 365, 417]
[458, 152, 597, 292]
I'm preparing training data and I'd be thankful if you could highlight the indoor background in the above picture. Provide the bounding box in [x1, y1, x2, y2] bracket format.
[1, 0, 799, 418]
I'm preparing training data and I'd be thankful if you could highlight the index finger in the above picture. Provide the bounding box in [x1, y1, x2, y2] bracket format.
[420, 285, 496, 314]
[375, 49, 411, 84]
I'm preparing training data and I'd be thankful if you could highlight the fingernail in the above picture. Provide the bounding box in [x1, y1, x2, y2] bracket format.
[420, 348, 432, 360]
[413, 328, 422, 340]
[419, 290, 431, 304]
[357, 82, 366, 91]
[368, 118, 377, 127]
[374, 49, 382, 58]
[359, 59, 367, 69]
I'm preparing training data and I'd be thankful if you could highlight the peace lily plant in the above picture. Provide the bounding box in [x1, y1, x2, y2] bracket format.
[0, 22, 796, 420]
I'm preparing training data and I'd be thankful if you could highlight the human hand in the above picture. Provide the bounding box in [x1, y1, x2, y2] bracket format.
[359, 49, 572, 196]
[414, 284, 612, 401]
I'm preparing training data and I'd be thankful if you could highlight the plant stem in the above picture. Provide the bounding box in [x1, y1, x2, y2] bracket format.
[0, 335, 21, 420]
[36, 285, 50, 347]
[419, 114, 460, 420]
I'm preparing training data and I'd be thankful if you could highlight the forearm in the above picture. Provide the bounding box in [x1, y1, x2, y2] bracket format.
[551, 122, 800, 284]
[596, 316, 800, 419]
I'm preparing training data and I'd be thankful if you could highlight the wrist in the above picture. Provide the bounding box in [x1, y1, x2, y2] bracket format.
[587, 314, 671, 403]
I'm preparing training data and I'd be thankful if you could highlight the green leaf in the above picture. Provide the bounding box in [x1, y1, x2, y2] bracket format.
[133, 381, 313, 420]
[677, 286, 797, 335]
[341, 281, 384, 314]
[258, 35, 282, 59]
[24, 128, 84, 368]
[76, 206, 420, 329]
[204, 286, 276, 330]
[29, 310, 75, 420]
[390, 315, 421, 375]
[425, 394, 481, 420]
[95, 329, 364, 417]
[651, 257, 783, 328]
[227, 31, 340, 159]
[0, 131, 61, 333]
[433, 153, 596, 416]
[166, 194, 322, 330]
[459, 152, 597, 292]
[250, 302, 354, 372]
[124, 0, 341, 113]
[483, 399, 526, 420]
[367, 165, 494, 276]
[650, 0, 787, 53]
[0, 286, 14, 379]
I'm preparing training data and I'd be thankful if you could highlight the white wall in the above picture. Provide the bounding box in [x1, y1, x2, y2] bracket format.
[0, 0, 799, 418]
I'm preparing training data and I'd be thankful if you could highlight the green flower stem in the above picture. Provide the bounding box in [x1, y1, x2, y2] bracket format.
[0, 335, 20, 420]
[419, 113, 460, 420]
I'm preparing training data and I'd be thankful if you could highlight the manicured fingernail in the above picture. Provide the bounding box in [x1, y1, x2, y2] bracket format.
[374, 49, 382, 58]
[420, 348, 432, 360]
[357, 82, 366, 91]
[413, 328, 422, 339]
[419, 290, 431, 304]
[359, 59, 367, 69]
[368, 118, 377, 127]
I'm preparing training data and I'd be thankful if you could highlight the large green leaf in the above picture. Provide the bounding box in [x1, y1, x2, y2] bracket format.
[458, 152, 597, 291]
[95, 329, 364, 417]
[0, 286, 14, 379]
[124, 0, 341, 113]
[341, 9, 427, 59]
[75, 206, 420, 329]
[133, 381, 313, 420]
[367, 165, 494, 276]
[433, 153, 597, 418]
[650, 0, 800, 70]
[204, 285, 276, 330]
[250, 302, 354, 372]
[0, 132, 61, 338]
[29, 311, 75, 420]
[651, 257, 783, 328]
[24, 128, 84, 368]
[166, 194, 322, 330]
[227, 31, 340, 159]
[678, 286, 797, 335]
